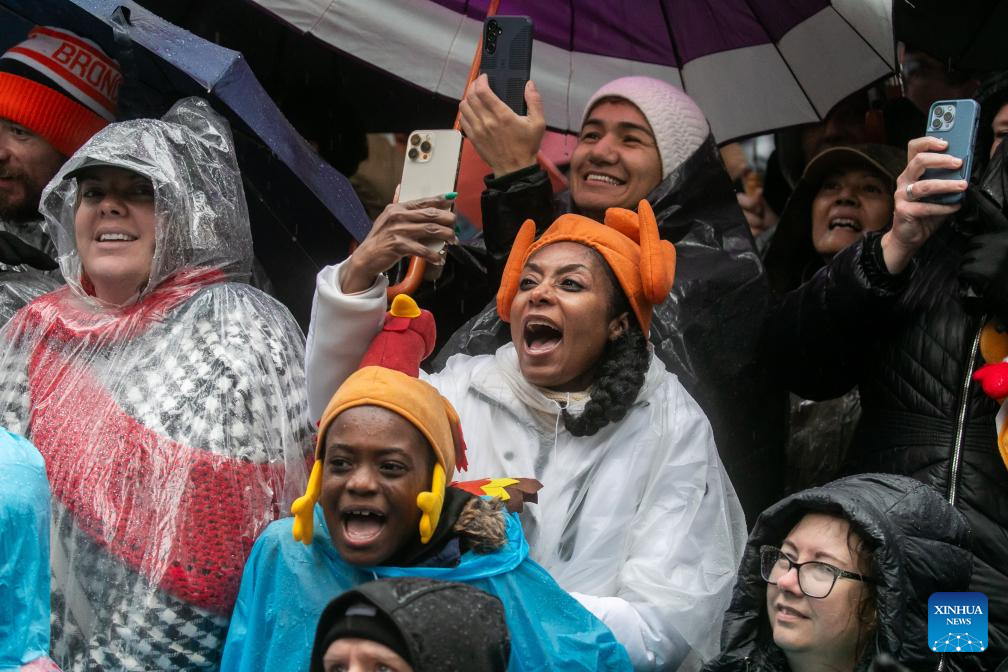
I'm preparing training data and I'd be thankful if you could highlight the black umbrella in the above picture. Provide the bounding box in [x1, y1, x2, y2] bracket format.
[894, 0, 1008, 71]
[0, 0, 372, 328]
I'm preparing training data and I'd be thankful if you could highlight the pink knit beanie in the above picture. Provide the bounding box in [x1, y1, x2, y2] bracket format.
[583, 76, 709, 179]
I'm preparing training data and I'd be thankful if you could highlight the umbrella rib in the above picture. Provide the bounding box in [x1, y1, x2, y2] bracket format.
[565, 0, 575, 129]
[656, 0, 684, 72]
[433, 0, 470, 101]
[827, 4, 894, 70]
[738, 0, 823, 118]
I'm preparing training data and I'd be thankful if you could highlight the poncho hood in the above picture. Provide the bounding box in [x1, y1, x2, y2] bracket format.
[38, 97, 252, 306]
[708, 473, 972, 671]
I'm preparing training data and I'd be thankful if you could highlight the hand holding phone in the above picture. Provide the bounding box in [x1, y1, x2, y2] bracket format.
[920, 99, 980, 204]
[398, 130, 463, 252]
[479, 16, 533, 116]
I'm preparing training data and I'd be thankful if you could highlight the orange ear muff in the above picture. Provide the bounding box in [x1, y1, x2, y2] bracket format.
[291, 459, 323, 545]
[496, 219, 537, 322]
[637, 200, 676, 303]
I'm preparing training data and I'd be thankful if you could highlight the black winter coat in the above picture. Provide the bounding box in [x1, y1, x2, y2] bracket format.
[765, 153, 1008, 668]
[432, 135, 787, 525]
[705, 473, 973, 672]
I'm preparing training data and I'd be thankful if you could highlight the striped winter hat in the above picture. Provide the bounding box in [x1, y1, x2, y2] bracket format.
[0, 26, 120, 156]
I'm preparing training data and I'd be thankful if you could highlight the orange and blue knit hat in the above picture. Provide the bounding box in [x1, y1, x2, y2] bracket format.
[0, 26, 120, 156]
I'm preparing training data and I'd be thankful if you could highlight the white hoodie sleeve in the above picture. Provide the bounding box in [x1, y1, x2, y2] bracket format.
[305, 261, 388, 421]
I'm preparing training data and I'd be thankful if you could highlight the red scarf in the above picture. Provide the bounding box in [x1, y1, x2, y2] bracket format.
[22, 270, 291, 614]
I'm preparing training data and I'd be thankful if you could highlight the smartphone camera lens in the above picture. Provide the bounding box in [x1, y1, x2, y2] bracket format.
[932, 118, 942, 129]
[408, 147, 419, 160]
[944, 111, 954, 122]
[934, 106, 944, 117]
[420, 140, 432, 153]
[409, 134, 421, 146]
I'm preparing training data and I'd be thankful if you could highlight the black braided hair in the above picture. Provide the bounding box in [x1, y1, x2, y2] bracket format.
[561, 251, 651, 437]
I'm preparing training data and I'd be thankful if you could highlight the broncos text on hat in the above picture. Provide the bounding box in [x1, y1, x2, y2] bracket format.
[0, 26, 121, 156]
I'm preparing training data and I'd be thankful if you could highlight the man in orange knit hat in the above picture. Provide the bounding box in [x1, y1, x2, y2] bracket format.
[0, 26, 120, 320]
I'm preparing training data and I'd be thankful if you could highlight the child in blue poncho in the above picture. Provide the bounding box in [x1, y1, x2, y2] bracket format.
[1, 428, 61, 672]
[220, 296, 630, 672]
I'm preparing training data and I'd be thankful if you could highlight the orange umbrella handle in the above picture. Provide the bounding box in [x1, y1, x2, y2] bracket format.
[388, 0, 501, 300]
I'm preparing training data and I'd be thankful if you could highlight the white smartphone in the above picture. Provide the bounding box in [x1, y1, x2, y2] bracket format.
[399, 129, 463, 252]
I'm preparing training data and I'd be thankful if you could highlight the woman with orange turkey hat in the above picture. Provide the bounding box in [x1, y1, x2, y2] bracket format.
[304, 199, 747, 669]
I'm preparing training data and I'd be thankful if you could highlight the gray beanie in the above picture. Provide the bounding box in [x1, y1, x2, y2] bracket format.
[582, 76, 709, 179]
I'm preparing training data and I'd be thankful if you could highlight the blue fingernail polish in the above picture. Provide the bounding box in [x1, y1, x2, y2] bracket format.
[444, 192, 458, 200]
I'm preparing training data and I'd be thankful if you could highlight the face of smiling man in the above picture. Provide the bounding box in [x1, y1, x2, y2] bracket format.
[568, 100, 663, 223]
[0, 118, 64, 224]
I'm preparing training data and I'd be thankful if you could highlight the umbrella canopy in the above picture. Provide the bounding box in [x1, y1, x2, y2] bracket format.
[245, 0, 895, 143]
[0, 0, 372, 328]
[894, 0, 1008, 71]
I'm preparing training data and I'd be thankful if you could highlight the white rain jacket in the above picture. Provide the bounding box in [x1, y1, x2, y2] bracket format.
[306, 261, 748, 670]
[0, 98, 313, 671]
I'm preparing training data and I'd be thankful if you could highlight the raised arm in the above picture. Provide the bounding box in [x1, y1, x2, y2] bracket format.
[459, 75, 554, 288]
[306, 196, 456, 420]
[768, 136, 966, 399]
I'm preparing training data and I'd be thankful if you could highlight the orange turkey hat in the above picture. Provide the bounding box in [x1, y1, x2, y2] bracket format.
[496, 200, 676, 336]
[291, 295, 467, 546]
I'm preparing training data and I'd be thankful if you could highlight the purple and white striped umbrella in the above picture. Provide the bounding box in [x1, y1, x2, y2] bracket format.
[251, 0, 894, 142]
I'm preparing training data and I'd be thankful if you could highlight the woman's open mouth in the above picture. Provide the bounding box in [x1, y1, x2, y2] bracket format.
[341, 508, 387, 547]
[523, 319, 563, 355]
[94, 231, 140, 246]
[827, 217, 861, 232]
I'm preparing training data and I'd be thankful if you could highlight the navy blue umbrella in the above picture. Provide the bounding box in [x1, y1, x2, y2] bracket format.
[0, 0, 371, 328]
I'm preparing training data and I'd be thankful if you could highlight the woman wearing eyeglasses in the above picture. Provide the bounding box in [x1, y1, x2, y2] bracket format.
[705, 473, 973, 672]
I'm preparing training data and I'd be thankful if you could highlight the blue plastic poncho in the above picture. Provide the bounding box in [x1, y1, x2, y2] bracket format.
[0, 428, 51, 671]
[220, 504, 631, 672]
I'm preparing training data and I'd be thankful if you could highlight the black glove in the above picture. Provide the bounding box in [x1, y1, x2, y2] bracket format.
[0, 231, 58, 271]
[960, 186, 1008, 317]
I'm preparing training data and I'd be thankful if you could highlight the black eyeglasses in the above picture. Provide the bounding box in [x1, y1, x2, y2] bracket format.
[760, 545, 879, 599]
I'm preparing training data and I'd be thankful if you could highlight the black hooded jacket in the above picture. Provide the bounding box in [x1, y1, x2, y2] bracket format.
[765, 145, 1008, 669]
[432, 135, 787, 525]
[705, 473, 972, 672]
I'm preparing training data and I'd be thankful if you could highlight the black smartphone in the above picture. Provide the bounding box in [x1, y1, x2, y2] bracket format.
[479, 16, 533, 116]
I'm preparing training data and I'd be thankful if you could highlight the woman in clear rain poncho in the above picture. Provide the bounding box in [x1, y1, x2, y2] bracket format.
[0, 97, 313, 671]
[306, 199, 748, 670]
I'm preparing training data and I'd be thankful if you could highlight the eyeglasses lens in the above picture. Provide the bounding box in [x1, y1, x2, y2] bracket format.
[761, 548, 836, 598]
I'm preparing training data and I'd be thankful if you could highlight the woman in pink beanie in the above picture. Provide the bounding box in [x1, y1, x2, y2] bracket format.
[446, 74, 785, 533]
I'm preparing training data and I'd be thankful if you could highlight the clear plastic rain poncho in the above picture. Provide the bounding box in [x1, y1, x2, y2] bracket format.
[0, 98, 313, 671]
[0, 270, 61, 325]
